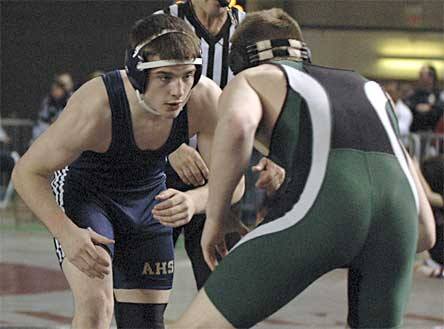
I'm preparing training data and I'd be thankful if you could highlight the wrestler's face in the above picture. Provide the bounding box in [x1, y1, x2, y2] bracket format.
[145, 64, 196, 118]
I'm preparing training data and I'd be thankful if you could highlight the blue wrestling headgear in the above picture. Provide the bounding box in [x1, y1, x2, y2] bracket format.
[229, 39, 312, 75]
[125, 29, 203, 115]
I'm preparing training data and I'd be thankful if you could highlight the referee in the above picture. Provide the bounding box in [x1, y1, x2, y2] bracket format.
[155, 0, 247, 290]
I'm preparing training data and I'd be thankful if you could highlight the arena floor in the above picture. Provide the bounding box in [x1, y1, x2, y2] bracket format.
[1, 225, 443, 329]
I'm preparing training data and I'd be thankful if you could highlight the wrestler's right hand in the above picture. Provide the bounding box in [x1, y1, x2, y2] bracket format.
[58, 225, 114, 279]
[252, 157, 285, 196]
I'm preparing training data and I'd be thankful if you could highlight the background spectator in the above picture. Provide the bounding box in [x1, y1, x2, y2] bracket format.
[384, 80, 413, 135]
[0, 121, 14, 200]
[435, 114, 444, 134]
[0, 120, 10, 145]
[31, 72, 74, 142]
[415, 155, 444, 278]
[422, 155, 444, 271]
[406, 64, 444, 132]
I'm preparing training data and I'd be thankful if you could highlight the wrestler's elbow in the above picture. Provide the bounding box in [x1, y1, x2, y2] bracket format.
[417, 219, 436, 253]
[12, 158, 29, 193]
[423, 224, 436, 251]
[223, 111, 257, 143]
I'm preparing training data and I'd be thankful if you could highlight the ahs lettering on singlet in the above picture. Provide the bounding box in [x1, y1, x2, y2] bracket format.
[142, 260, 174, 275]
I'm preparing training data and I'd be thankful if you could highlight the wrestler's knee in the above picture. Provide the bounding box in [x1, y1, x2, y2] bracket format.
[73, 291, 114, 329]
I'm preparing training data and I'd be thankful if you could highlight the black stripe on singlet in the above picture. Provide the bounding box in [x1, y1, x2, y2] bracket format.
[207, 43, 215, 80]
[220, 30, 230, 88]
[178, 3, 186, 19]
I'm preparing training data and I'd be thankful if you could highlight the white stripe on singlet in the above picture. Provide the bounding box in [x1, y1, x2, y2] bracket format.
[169, 4, 178, 16]
[50, 170, 61, 206]
[227, 22, 237, 80]
[51, 167, 69, 263]
[233, 66, 332, 250]
[213, 42, 224, 86]
[59, 167, 69, 208]
[364, 81, 419, 211]
[200, 38, 209, 78]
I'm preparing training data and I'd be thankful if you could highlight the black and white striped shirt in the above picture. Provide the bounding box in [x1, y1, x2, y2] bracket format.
[156, 1, 245, 88]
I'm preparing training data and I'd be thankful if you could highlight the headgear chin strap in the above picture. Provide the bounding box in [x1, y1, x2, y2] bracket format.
[135, 90, 162, 116]
[229, 39, 312, 75]
[125, 29, 203, 95]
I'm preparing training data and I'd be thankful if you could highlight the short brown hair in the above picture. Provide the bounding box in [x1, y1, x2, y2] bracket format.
[232, 8, 303, 47]
[230, 8, 304, 73]
[129, 14, 200, 62]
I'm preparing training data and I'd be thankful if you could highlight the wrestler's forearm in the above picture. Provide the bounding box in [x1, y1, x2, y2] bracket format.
[12, 165, 75, 239]
[406, 153, 436, 252]
[207, 117, 255, 222]
[416, 164, 444, 208]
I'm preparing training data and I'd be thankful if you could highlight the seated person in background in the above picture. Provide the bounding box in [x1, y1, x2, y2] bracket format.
[406, 64, 444, 133]
[0, 123, 14, 200]
[434, 114, 444, 134]
[0, 122, 10, 145]
[31, 72, 74, 142]
[415, 155, 444, 278]
[383, 80, 412, 136]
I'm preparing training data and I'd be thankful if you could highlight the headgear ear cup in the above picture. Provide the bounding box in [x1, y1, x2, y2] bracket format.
[228, 45, 250, 75]
[125, 47, 149, 93]
[193, 63, 202, 87]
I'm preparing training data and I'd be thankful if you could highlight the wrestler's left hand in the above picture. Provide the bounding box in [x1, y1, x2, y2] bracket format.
[153, 188, 195, 227]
